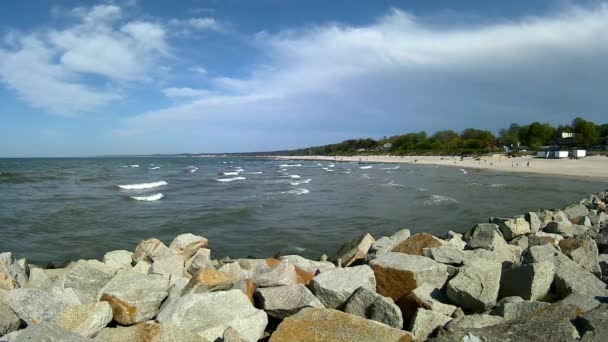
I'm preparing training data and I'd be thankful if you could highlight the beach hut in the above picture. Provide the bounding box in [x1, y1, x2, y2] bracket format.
[572, 149, 586, 159]
[536, 149, 569, 159]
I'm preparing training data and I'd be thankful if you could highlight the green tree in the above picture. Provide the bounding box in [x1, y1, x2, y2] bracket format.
[460, 129, 496, 148]
[572, 117, 600, 147]
[499, 123, 520, 146]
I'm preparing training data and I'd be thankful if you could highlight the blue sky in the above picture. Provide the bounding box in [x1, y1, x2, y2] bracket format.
[0, 0, 606, 157]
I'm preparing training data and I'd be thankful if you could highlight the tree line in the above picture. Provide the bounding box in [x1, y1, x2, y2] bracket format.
[286, 117, 608, 156]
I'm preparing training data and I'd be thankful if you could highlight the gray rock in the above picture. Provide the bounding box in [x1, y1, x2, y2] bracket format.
[11, 323, 89, 342]
[103, 250, 133, 270]
[308, 265, 376, 309]
[25, 268, 69, 290]
[93, 322, 210, 342]
[0, 301, 20, 337]
[367, 229, 411, 258]
[464, 244, 522, 269]
[99, 269, 169, 325]
[252, 259, 297, 288]
[223, 326, 247, 342]
[254, 284, 323, 319]
[342, 286, 403, 329]
[522, 244, 559, 264]
[0, 253, 28, 290]
[169, 233, 209, 260]
[563, 203, 590, 220]
[490, 217, 531, 241]
[330, 233, 375, 266]
[499, 262, 554, 301]
[157, 290, 267, 342]
[159, 276, 190, 314]
[532, 231, 564, 246]
[559, 238, 601, 276]
[571, 216, 592, 227]
[526, 212, 542, 233]
[132, 260, 151, 274]
[561, 293, 601, 312]
[576, 303, 608, 342]
[62, 261, 113, 304]
[492, 300, 550, 320]
[600, 254, 608, 278]
[369, 253, 448, 303]
[446, 258, 502, 312]
[186, 248, 212, 275]
[218, 262, 246, 283]
[596, 228, 608, 251]
[509, 235, 529, 251]
[54, 302, 113, 337]
[279, 255, 335, 274]
[466, 223, 505, 250]
[544, 222, 589, 237]
[552, 253, 608, 299]
[444, 231, 466, 250]
[397, 284, 457, 322]
[76, 259, 118, 276]
[132, 238, 172, 263]
[444, 314, 505, 330]
[423, 245, 466, 266]
[9, 287, 80, 325]
[409, 308, 451, 341]
[150, 251, 185, 278]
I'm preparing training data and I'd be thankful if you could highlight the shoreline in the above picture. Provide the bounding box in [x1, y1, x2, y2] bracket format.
[272, 154, 608, 181]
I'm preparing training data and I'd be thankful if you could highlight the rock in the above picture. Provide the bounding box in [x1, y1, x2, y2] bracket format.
[9, 287, 80, 325]
[169, 233, 209, 260]
[234, 258, 268, 271]
[397, 284, 457, 322]
[342, 286, 403, 329]
[150, 251, 185, 278]
[571, 216, 592, 227]
[368, 229, 411, 258]
[279, 255, 335, 274]
[492, 300, 550, 320]
[499, 262, 554, 301]
[99, 269, 169, 325]
[423, 245, 466, 266]
[11, 322, 89, 342]
[444, 314, 505, 330]
[446, 258, 502, 312]
[159, 276, 189, 313]
[232, 279, 256, 304]
[157, 290, 267, 342]
[94, 322, 209, 342]
[330, 233, 375, 266]
[521, 244, 559, 264]
[0, 301, 20, 337]
[563, 203, 590, 220]
[269, 307, 413, 342]
[409, 308, 451, 341]
[531, 231, 563, 246]
[490, 217, 531, 240]
[132, 260, 152, 274]
[77, 259, 118, 276]
[308, 265, 376, 309]
[463, 244, 522, 269]
[26, 267, 69, 289]
[465, 223, 505, 250]
[223, 326, 248, 342]
[252, 259, 297, 288]
[600, 254, 608, 278]
[552, 210, 571, 224]
[596, 228, 608, 251]
[254, 284, 324, 319]
[552, 253, 608, 299]
[62, 261, 113, 304]
[0, 253, 28, 290]
[509, 235, 529, 250]
[575, 303, 608, 342]
[185, 248, 212, 275]
[132, 238, 172, 263]
[369, 252, 447, 302]
[103, 250, 133, 270]
[559, 238, 601, 276]
[55, 302, 113, 337]
[181, 267, 232, 295]
[391, 233, 444, 256]
[218, 262, 246, 283]
[544, 222, 589, 237]
[561, 293, 601, 312]
[526, 212, 542, 233]
[444, 231, 466, 250]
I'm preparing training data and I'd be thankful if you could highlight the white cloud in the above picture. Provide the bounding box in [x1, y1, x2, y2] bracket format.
[162, 87, 211, 98]
[124, 5, 608, 145]
[189, 66, 208, 75]
[169, 17, 223, 34]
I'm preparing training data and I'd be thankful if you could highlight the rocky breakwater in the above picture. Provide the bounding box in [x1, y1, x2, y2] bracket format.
[1, 191, 608, 341]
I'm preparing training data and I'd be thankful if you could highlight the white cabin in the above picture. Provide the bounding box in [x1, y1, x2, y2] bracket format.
[536, 150, 569, 159]
[572, 149, 586, 159]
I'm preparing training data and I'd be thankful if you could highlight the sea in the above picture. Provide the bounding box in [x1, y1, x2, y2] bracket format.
[0, 157, 605, 265]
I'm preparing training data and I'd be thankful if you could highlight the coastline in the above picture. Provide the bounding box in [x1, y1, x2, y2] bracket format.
[273, 154, 608, 181]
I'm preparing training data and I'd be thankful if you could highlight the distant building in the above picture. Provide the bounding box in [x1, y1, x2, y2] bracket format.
[561, 132, 575, 139]
[383, 143, 393, 149]
[536, 149, 569, 159]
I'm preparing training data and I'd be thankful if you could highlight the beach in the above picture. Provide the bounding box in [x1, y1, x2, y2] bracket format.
[275, 154, 608, 181]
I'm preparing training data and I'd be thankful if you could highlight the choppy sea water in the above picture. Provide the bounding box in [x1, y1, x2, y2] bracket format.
[0, 157, 605, 265]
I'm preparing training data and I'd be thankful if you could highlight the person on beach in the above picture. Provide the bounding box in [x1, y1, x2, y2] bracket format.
[527, 161, 530, 167]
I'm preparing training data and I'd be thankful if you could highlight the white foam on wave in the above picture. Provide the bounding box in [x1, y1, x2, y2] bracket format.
[322, 168, 333, 172]
[381, 166, 400, 170]
[216, 176, 246, 182]
[131, 193, 164, 201]
[150, 166, 161, 170]
[130, 164, 140, 168]
[247, 171, 263, 175]
[118, 180, 167, 190]
[290, 178, 312, 185]
[459, 168, 468, 174]
[490, 183, 505, 188]
[279, 164, 302, 167]
[234, 167, 244, 172]
[328, 164, 335, 167]
[379, 180, 404, 187]
[185, 166, 198, 173]
[316, 163, 323, 166]
[424, 195, 458, 206]
[361, 174, 372, 179]
[416, 187, 428, 192]
[359, 165, 373, 169]
[289, 175, 301, 179]
[223, 171, 239, 176]
[283, 188, 310, 195]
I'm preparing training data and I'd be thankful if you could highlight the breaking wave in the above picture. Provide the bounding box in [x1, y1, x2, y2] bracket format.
[130, 193, 164, 201]
[279, 164, 302, 167]
[216, 177, 246, 182]
[290, 179, 312, 185]
[118, 181, 167, 190]
[223, 171, 239, 176]
[359, 165, 373, 169]
[424, 195, 458, 206]
[283, 188, 310, 195]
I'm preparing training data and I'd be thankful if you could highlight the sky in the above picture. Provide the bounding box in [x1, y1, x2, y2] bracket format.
[1, 0, 607, 157]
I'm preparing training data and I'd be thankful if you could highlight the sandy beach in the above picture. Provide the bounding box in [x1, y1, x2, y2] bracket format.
[275, 154, 608, 181]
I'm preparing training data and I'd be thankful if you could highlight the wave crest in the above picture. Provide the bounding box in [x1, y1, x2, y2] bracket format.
[118, 180, 167, 190]
[131, 193, 164, 201]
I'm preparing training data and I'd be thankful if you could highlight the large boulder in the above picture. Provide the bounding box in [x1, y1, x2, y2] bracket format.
[560, 293, 601, 313]
[522, 244, 560, 264]
[54, 302, 113, 337]
[444, 314, 505, 331]
[11, 322, 89, 342]
[575, 303, 608, 342]
[9, 287, 80, 325]
[269, 308, 413, 342]
[409, 308, 451, 341]
[99, 269, 169, 325]
[397, 284, 457, 322]
[551, 253, 608, 299]
[308, 265, 376, 309]
[423, 245, 465, 266]
[0, 301, 21, 337]
[499, 262, 554, 301]
[255, 284, 324, 319]
[559, 238, 601, 276]
[169, 233, 209, 260]
[369, 253, 448, 302]
[465, 223, 505, 250]
[368, 229, 411, 258]
[492, 299, 550, 320]
[150, 250, 185, 278]
[62, 261, 113, 304]
[526, 212, 542, 233]
[342, 286, 403, 329]
[0, 253, 28, 290]
[391, 233, 444, 256]
[186, 248, 212, 275]
[252, 260, 297, 288]
[103, 250, 133, 270]
[446, 258, 502, 312]
[25, 267, 70, 290]
[94, 322, 209, 342]
[279, 255, 335, 274]
[544, 222, 589, 237]
[491, 217, 531, 241]
[157, 290, 267, 342]
[132, 238, 172, 263]
[563, 203, 590, 220]
[330, 233, 375, 266]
